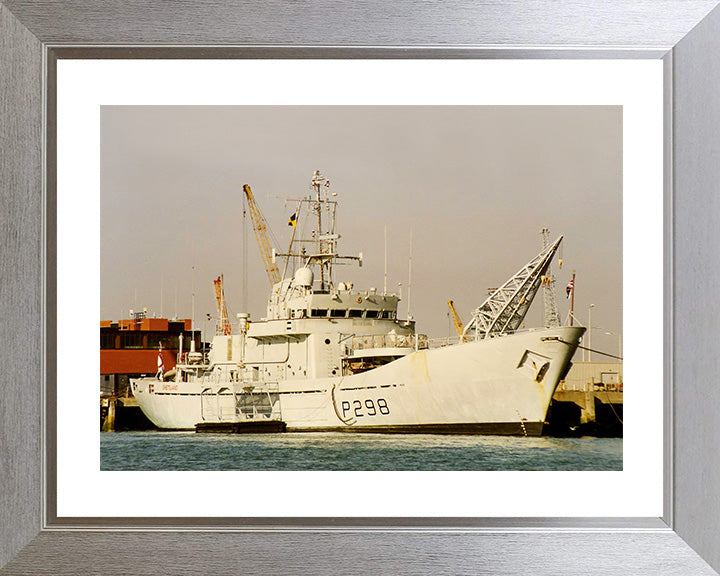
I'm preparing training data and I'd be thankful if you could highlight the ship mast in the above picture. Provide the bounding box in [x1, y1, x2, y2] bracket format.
[312, 170, 327, 290]
[275, 171, 362, 292]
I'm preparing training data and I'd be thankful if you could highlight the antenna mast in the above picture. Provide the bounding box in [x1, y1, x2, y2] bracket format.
[384, 225, 388, 295]
[406, 229, 413, 320]
[312, 170, 327, 290]
[569, 270, 576, 326]
[191, 265, 196, 353]
[540, 227, 561, 328]
[273, 172, 362, 290]
[242, 191, 248, 312]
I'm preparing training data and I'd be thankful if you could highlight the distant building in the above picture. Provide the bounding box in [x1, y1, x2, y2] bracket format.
[560, 361, 623, 391]
[100, 312, 200, 397]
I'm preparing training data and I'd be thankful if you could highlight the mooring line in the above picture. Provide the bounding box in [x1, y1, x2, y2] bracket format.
[558, 340, 623, 361]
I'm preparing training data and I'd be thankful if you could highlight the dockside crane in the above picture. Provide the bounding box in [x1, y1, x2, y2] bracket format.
[462, 236, 563, 341]
[448, 300, 467, 342]
[243, 184, 282, 287]
[213, 274, 232, 335]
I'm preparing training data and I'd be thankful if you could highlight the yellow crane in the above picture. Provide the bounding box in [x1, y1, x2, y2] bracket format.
[448, 300, 466, 341]
[243, 184, 282, 286]
[213, 274, 232, 335]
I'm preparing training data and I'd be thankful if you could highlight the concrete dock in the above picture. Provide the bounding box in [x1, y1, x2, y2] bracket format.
[547, 361, 623, 437]
[100, 396, 155, 432]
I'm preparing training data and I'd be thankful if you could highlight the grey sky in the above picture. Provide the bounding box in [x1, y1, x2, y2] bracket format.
[101, 105, 622, 355]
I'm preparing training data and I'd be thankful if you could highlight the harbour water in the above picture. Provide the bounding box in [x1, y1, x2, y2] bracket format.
[101, 431, 622, 471]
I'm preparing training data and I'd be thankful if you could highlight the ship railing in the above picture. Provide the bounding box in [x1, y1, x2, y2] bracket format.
[219, 406, 236, 420]
[200, 372, 229, 386]
[235, 405, 283, 422]
[428, 327, 546, 348]
[426, 336, 463, 348]
[238, 366, 286, 384]
[199, 379, 236, 422]
[558, 381, 623, 393]
[201, 383, 282, 423]
[346, 333, 428, 354]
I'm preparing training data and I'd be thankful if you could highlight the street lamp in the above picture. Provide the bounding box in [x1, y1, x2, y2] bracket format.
[604, 331, 623, 360]
[587, 304, 595, 362]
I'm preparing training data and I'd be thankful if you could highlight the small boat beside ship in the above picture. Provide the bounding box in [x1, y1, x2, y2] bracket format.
[131, 171, 584, 436]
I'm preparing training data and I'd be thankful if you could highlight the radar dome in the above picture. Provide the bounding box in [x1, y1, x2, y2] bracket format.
[293, 267, 314, 288]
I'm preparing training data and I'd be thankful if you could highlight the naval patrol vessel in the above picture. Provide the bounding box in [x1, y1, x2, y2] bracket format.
[131, 171, 584, 436]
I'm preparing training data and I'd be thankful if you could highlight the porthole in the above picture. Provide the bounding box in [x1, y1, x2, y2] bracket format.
[324, 338, 331, 345]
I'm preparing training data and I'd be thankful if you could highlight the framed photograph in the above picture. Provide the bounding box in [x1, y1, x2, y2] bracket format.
[69, 64, 639, 518]
[2, 2, 720, 574]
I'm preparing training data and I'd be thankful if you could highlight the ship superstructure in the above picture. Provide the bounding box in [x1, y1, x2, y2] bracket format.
[132, 171, 584, 436]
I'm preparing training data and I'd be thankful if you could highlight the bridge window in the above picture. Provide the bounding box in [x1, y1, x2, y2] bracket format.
[330, 309, 346, 318]
[366, 310, 379, 319]
[311, 309, 328, 317]
[348, 310, 363, 318]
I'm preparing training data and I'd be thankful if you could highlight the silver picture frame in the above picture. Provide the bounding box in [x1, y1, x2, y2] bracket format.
[2, 1, 720, 573]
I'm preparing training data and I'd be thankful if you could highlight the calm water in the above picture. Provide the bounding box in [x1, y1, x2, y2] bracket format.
[101, 431, 622, 471]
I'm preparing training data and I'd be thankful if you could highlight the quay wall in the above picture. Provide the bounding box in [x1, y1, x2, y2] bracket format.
[548, 361, 623, 437]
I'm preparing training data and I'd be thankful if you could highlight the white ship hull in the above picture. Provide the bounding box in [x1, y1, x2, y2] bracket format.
[132, 326, 583, 436]
[130, 172, 584, 437]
